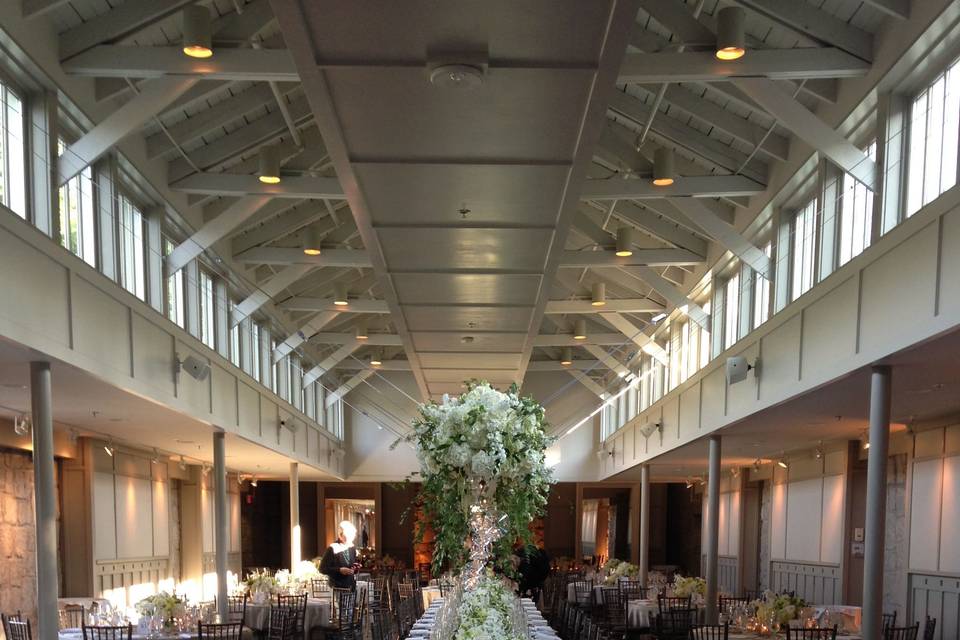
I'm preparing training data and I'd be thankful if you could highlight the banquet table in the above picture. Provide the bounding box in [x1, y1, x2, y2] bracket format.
[60, 630, 202, 640]
[244, 598, 331, 632]
[626, 599, 656, 629]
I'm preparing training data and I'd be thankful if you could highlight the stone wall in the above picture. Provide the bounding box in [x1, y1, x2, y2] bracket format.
[758, 479, 771, 591]
[0, 448, 38, 629]
[883, 454, 908, 619]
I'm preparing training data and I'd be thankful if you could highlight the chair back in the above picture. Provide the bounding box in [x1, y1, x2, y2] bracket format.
[333, 589, 358, 630]
[310, 577, 331, 598]
[2, 612, 24, 640]
[657, 593, 692, 612]
[618, 579, 646, 602]
[265, 607, 293, 640]
[5, 618, 31, 640]
[691, 622, 730, 639]
[225, 595, 246, 624]
[274, 593, 307, 633]
[572, 580, 594, 606]
[656, 607, 697, 636]
[60, 605, 85, 629]
[81, 624, 132, 640]
[197, 621, 244, 640]
[884, 623, 920, 640]
[883, 612, 899, 632]
[718, 596, 750, 615]
[922, 616, 937, 640]
[786, 626, 838, 640]
[369, 607, 395, 640]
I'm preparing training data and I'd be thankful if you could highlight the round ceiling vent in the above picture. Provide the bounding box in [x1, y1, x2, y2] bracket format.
[429, 64, 484, 89]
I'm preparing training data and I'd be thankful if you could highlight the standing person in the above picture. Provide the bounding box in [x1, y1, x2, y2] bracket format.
[320, 520, 360, 589]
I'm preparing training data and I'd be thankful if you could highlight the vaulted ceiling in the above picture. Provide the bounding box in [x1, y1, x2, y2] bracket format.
[43, 0, 900, 401]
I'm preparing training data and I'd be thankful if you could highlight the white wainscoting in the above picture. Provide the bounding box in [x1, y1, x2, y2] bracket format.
[909, 573, 960, 640]
[770, 560, 842, 605]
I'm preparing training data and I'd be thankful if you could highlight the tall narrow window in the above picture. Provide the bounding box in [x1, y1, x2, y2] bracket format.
[723, 271, 740, 350]
[699, 300, 711, 369]
[0, 83, 26, 218]
[791, 200, 817, 301]
[753, 243, 771, 327]
[57, 141, 97, 266]
[271, 339, 279, 394]
[199, 270, 216, 349]
[679, 321, 690, 384]
[229, 304, 241, 368]
[164, 239, 185, 328]
[251, 323, 262, 381]
[907, 58, 960, 216]
[839, 142, 877, 265]
[118, 195, 146, 300]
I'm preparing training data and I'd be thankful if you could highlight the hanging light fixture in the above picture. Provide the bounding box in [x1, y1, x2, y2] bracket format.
[591, 282, 607, 307]
[151, 448, 161, 465]
[560, 347, 573, 366]
[301, 225, 323, 256]
[13, 414, 30, 436]
[179, 455, 187, 471]
[615, 226, 634, 257]
[355, 324, 369, 340]
[572, 319, 588, 341]
[258, 145, 282, 184]
[333, 284, 349, 306]
[715, 6, 746, 61]
[251, 477, 258, 488]
[652, 147, 675, 186]
[369, 350, 383, 367]
[753, 458, 762, 472]
[181, 5, 213, 59]
[104, 440, 115, 457]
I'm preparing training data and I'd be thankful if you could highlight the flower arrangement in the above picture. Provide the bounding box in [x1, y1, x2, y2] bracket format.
[671, 575, 707, 603]
[453, 574, 525, 640]
[244, 569, 280, 603]
[602, 559, 640, 585]
[752, 590, 808, 630]
[134, 592, 185, 624]
[406, 381, 554, 575]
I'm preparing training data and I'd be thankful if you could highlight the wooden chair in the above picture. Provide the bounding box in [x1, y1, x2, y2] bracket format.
[81, 624, 132, 640]
[197, 621, 244, 640]
[653, 607, 696, 640]
[275, 593, 307, 636]
[4, 617, 31, 640]
[266, 607, 294, 640]
[884, 624, 919, 640]
[225, 595, 247, 625]
[572, 580, 594, 609]
[883, 612, 898, 633]
[690, 622, 730, 639]
[368, 607, 396, 640]
[59, 605, 85, 629]
[618, 579, 646, 602]
[310, 578, 331, 599]
[786, 626, 838, 640]
[922, 616, 937, 640]
[600, 587, 626, 639]
[323, 589, 358, 640]
[657, 594, 692, 612]
[718, 596, 750, 615]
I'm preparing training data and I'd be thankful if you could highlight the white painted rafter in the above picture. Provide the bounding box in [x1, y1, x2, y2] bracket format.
[273, 311, 339, 363]
[171, 174, 344, 199]
[61, 46, 299, 81]
[558, 249, 705, 268]
[231, 264, 315, 326]
[618, 266, 710, 330]
[580, 175, 765, 200]
[325, 369, 376, 407]
[233, 247, 372, 267]
[302, 343, 361, 386]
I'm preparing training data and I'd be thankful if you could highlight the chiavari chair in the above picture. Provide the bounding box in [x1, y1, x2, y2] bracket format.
[59, 605, 85, 629]
[922, 616, 937, 640]
[657, 593, 692, 612]
[653, 607, 696, 640]
[884, 624, 920, 640]
[266, 607, 294, 640]
[618, 579, 646, 602]
[225, 595, 247, 625]
[81, 624, 132, 640]
[786, 626, 838, 640]
[690, 622, 730, 639]
[275, 593, 307, 636]
[4, 616, 31, 640]
[882, 612, 898, 633]
[197, 621, 244, 640]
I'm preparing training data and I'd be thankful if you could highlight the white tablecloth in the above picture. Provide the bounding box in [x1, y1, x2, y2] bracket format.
[61, 631, 197, 640]
[245, 598, 331, 632]
[565, 582, 616, 605]
[421, 587, 443, 610]
[626, 599, 656, 629]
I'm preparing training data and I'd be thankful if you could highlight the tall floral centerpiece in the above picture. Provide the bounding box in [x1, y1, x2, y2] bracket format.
[407, 381, 554, 586]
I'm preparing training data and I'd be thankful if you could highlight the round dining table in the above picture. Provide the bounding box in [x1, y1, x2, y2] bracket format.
[244, 598, 331, 632]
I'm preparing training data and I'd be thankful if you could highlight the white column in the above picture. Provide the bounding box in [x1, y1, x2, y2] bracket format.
[213, 432, 228, 620]
[290, 462, 301, 568]
[30, 362, 58, 640]
[639, 464, 650, 589]
[704, 435, 721, 624]
[862, 366, 891, 640]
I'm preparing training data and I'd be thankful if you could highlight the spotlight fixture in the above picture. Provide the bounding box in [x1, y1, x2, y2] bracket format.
[651, 312, 668, 324]
[814, 441, 824, 460]
[151, 448, 160, 465]
[181, 5, 213, 59]
[591, 282, 606, 307]
[753, 458, 762, 472]
[301, 225, 323, 256]
[104, 440, 115, 457]
[731, 467, 740, 478]
[369, 350, 383, 367]
[251, 477, 258, 487]
[237, 473, 245, 486]
[13, 414, 30, 436]
[715, 6, 746, 61]
[615, 227, 634, 257]
[560, 347, 573, 366]
[179, 455, 187, 471]
[202, 464, 211, 477]
[862, 430, 870, 450]
[333, 284, 349, 306]
[685, 478, 694, 490]
[652, 147, 675, 186]
[69, 428, 79, 444]
[258, 145, 282, 184]
[355, 324, 369, 340]
[777, 458, 788, 469]
[572, 319, 588, 341]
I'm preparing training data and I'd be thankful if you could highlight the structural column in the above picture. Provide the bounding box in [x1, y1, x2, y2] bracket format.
[290, 462, 301, 568]
[30, 362, 58, 640]
[704, 435, 722, 624]
[639, 464, 650, 588]
[212, 432, 228, 621]
[862, 366, 892, 640]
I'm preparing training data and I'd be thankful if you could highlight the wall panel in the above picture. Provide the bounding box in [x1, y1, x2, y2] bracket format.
[0, 229, 70, 345]
[131, 314, 175, 397]
[73, 278, 131, 375]
[115, 475, 153, 558]
[152, 480, 169, 557]
[940, 208, 960, 318]
[820, 474, 844, 564]
[759, 315, 801, 403]
[700, 368, 726, 429]
[939, 456, 960, 573]
[771, 482, 787, 560]
[801, 277, 858, 382]
[93, 472, 117, 561]
[211, 365, 238, 427]
[786, 478, 823, 562]
[909, 458, 943, 572]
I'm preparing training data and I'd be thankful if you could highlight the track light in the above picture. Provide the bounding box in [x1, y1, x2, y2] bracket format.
[862, 431, 870, 450]
[258, 145, 282, 184]
[653, 147, 675, 186]
[753, 458, 761, 472]
[151, 448, 160, 465]
[104, 440, 115, 457]
[301, 225, 323, 256]
[355, 324, 369, 340]
[560, 347, 573, 366]
[202, 464, 211, 477]
[333, 284, 349, 306]
[615, 227, 634, 257]
[237, 474, 245, 486]
[715, 6, 746, 61]
[179, 455, 187, 471]
[251, 477, 258, 487]
[370, 350, 383, 367]
[731, 467, 740, 478]
[181, 5, 213, 59]
[814, 441, 824, 460]
[572, 319, 587, 341]
[685, 478, 694, 489]
[777, 458, 788, 469]
[591, 282, 606, 307]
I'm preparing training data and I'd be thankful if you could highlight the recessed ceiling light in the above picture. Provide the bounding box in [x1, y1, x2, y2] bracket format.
[461, 336, 475, 344]
[429, 64, 484, 89]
